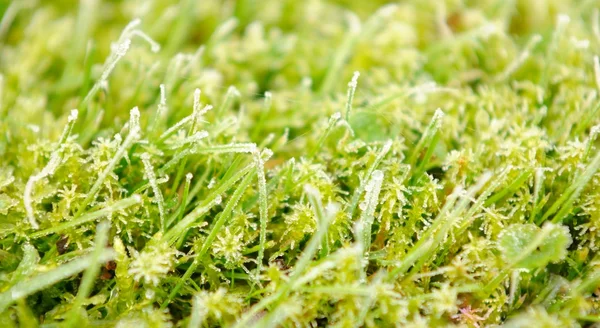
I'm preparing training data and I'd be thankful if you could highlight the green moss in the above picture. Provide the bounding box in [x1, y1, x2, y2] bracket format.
[2, 0, 600, 326]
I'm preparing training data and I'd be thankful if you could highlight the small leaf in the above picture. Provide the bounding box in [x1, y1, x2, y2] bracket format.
[498, 223, 572, 270]
[9, 243, 40, 287]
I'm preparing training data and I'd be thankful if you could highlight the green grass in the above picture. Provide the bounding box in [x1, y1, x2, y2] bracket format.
[2, 0, 600, 327]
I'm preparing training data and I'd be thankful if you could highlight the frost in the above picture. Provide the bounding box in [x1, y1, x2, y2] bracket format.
[357, 169, 384, 266]
[189, 88, 213, 133]
[78, 109, 141, 213]
[361, 170, 384, 218]
[432, 108, 445, 129]
[141, 153, 166, 232]
[348, 71, 360, 89]
[115, 39, 131, 57]
[100, 38, 131, 84]
[198, 105, 213, 117]
[123, 18, 142, 33]
[193, 88, 202, 113]
[201, 142, 257, 154]
[152, 84, 168, 131]
[381, 139, 392, 155]
[9, 0, 600, 324]
[344, 71, 360, 120]
[255, 148, 269, 273]
[261, 148, 274, 161]
[129, 106, 141, 133]
[68, 109, 79, 122]
[169, 130, 209, 149]
[207, 178, 216, 189]
[159, 84, 166, 106]
[159, 115, 193, 141]
[591, 124, 600, 138]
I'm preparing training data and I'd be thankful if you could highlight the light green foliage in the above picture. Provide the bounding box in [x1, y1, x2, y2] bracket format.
[3, 0, 600, 327]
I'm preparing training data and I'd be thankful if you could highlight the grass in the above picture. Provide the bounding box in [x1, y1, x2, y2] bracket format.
[2, 0, 600, 327]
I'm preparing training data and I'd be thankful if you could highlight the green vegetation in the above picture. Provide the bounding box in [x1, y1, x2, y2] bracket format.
[2, 0, 600, 326]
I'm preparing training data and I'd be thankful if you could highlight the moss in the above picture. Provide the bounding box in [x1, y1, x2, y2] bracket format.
[2, 0, 600, 326]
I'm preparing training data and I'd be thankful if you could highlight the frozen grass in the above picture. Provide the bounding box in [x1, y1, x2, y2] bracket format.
[2, 0, 600, 327]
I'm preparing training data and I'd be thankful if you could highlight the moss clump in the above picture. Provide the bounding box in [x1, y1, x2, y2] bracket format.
[2, 0, 600, 327]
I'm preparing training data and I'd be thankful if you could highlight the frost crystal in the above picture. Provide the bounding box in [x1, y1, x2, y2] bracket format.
[115, 39, 131, 57]
[255, 148, 270, 273]
[591, 124, 600, 138]
[214, 195, 223, 205]
[154, 84, 168, 125]
[159, 84, 166, 105]
[348, 71, 360, 89]
[193, 88, 202, 113]
[357, 169, 384, 268]
[432, 108, 445, 129]
[141, 153, 166, 231]
[68, 109, 78, 122]
[129, 106, 141, 133]
[207, 178, 216, 189]
[100, 39, 131, 84]
[345, 71, 360, 120]
[170, 131, 209, 149]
